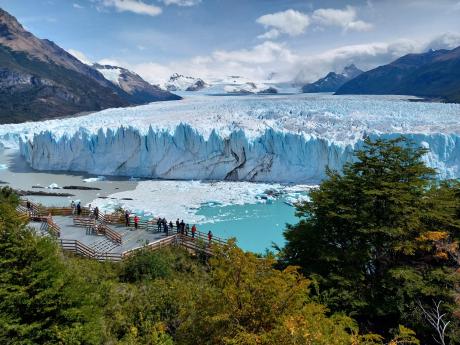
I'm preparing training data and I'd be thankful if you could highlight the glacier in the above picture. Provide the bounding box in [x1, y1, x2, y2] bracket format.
[2, 93, 460, 183]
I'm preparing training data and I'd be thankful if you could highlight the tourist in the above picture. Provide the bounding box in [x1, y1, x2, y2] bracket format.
[157, 217, 162, 231]
[185, 224, 190, 236]
[70, 200, 75, 215]
[191, 224, 197, 239]
[76, 202, 82, 216]
[180, 219, 185, 234]
[134, 215, 139, 230]
[176, 218, 180, 232]
[125, 210, 130, 227]
[94, 206, 99, 221]
[164, 222, 169, 233]
[169, 221, 173, 231]
[208, 230, 213, 243]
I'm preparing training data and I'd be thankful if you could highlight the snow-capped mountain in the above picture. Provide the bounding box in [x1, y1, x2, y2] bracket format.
[224, 82, 278, 94]
[221, 76, 278, 94]
[93, 64, 181, 103]
[302, 64, 363, 93]
[164, 73, 208, 91]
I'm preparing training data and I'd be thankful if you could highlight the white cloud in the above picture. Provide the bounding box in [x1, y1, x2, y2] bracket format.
[213, 41, 298, 65]
[98, 58, 124, 66]
[160, 0, 201, 6]
[424, 32, 460, 50]
[67, 49, 92, 64]
[257, 29, 280, 40]
[294, 33, 460, 83]
[98, 32, 460, 86]
[256, 9, 310, 37]
[73, 3, 84, 9]
[312, 6, 373, 32]
[256, 6, 372, 39]
[101, 0, 162, 16]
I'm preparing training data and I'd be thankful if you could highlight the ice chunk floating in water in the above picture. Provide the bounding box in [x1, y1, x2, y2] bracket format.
[3, 94, 460, 183]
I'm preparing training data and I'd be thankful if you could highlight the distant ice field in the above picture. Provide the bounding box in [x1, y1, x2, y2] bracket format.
[1, 93, 459, 146]
[3, 93, 460, 183]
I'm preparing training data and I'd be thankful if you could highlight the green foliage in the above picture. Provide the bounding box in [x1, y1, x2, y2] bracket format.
[173, 240, 377, 345]
[0, 187, 103, 344]
[121, 250, 173, 282]
[0, 185, 429, 344]
[282, 138, 460, 343]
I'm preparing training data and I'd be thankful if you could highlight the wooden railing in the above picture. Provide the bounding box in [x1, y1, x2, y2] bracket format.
[121, 232, 219, 258]
[97, 223, 122, 244]
[122, 234, 179, 258]
[47, 217, 61, 237]
[59, 239, 122, 261]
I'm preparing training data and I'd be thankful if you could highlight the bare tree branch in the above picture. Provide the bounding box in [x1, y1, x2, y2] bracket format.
[416, 299, 451, 345]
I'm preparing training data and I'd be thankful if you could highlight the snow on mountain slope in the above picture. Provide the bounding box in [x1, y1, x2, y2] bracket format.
[165, 73, 208, 91]
[95, 65, 122, 86]
[2, 94, 460, 183]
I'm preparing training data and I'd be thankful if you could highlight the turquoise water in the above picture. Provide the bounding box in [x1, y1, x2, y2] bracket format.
[196, 198, 299, 253]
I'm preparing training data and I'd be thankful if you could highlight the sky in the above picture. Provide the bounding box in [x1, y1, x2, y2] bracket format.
[0, 0, 459, 84]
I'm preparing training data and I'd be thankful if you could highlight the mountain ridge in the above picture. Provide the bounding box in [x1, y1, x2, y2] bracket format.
[94, 64, 181, 104]
[336, 47, 460, 102]
[302, 64, 363, 93]
[0, 8, 180, 124]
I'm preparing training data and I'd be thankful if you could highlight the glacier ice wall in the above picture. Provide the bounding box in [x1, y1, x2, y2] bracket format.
[19, 124, 460, 183]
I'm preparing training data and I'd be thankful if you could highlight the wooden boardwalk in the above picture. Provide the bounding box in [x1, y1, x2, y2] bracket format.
[17, 199, 226, 261]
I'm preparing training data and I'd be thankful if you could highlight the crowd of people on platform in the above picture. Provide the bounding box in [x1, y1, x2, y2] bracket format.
[68, 201, 214, 243]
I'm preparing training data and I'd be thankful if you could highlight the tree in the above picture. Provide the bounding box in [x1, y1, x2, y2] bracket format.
[282, 138, 460, 343]
[0, 187, 103, 344]
[175, 240, 380, 345]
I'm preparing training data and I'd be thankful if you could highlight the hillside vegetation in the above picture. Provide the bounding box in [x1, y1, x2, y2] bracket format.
[0, 138, 459, 344]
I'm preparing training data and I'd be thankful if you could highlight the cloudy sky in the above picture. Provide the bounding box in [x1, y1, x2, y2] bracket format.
[1, 0, 460, 83]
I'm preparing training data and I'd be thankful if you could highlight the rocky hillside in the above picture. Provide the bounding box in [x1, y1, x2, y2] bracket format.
[302, 64, 362, 93]
[0, 8, 179, 124]
[336, 47, 460, 102]
[94, 64, 180, 104]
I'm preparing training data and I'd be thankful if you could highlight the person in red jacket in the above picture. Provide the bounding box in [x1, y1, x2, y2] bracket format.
[207, 230, 213, 243]
[191, 224, 197, 239]
[134, 215, 139, 230]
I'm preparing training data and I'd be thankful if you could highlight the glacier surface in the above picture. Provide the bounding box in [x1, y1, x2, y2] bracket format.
[2, 93, 460, 183]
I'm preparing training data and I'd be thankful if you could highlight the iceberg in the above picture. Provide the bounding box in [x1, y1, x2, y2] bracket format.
[2, 93, 460, 183]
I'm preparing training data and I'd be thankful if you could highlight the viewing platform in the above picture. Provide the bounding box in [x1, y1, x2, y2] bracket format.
[18, 199, 226, 261]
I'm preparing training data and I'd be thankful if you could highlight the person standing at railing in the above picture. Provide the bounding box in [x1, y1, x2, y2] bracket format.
[26, 200, 32, 216]
[157, 217, 162, 231]
[191, 224, 196, 239]
[180, 219, 185, 234]
[208, 230, 213, 244]
[94, 207, 99, 221]
[134, 215, 139, 230]
[169, 221, 173, 232]
[125, 210, 130, 227]
[70, 200, 75, 215]
[176, 218, 180, 233]
[77, 202, 82, 216]
[185, 224, 190, 236]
